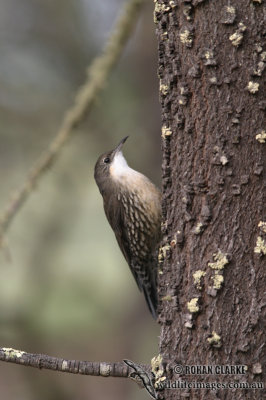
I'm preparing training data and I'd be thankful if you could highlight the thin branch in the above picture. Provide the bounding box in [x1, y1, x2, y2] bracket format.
[0, 347, 150, 378]
[0, 348, 156, 397]
[0, 0, 144, 237]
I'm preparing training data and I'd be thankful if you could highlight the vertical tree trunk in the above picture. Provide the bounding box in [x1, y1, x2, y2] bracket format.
[155, 1, 265, 399]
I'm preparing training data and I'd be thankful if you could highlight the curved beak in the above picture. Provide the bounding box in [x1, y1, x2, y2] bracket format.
[114, 136, 129, 154]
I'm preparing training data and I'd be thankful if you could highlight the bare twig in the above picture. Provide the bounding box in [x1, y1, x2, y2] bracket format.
[0, 0, 144, 237]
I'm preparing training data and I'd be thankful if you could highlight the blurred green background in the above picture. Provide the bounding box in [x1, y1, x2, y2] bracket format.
[0, 0, 161, 399]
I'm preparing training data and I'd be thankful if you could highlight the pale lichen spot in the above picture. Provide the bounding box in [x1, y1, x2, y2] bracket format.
[154, 2, 171, 13]
[161, 31, 168, 41]
[208, 251, 228, 291]
[184, 313, 193, 329]
[207, 331, 221, 347]
[193, 222, 204, 235]
[256, 130, 266, 143]
[209, 76, 218, 84]
[160, 81, 169, 95]
[252, 363, 262, 374]
[185, 321, 193, 329]
[193, 270, 206, 289]
[154, 2, 171, 24]
[258, 221, 266, 233]
[247, 81, 259, 94]
[227, 6, 235, 13]
[62, 360, 69, 371]
[208, 251, 229, 270]
[220, 155, 229, 165]
[229, 23, 246, 47]
[158, 244, 171, 262]
[151, 354, 162, 373]
[100, 362, 111, 377]
[187, 297, 199, 313]
[253, 51, 265, 76]
[2, 347, 25, 358]
[212, 273, 224, 290]
[254, 236, 266, 255]
[221, 5, 236, 25]
[180, 29, 193, 47]
[229, 32, 243, 46]
[161, 125, 172, 139]
[151, 354, 166, 388]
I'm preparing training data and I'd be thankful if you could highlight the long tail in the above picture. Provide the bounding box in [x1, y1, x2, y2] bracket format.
[137, 257, 158, 319]
[143, 282, 157, 319]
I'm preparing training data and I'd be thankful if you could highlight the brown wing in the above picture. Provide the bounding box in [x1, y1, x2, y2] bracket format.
[103, 191, 159, 318]
[103, 194, 142, 289]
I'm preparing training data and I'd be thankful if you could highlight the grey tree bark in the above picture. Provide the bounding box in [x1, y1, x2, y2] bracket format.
[155, 1, 265, 399]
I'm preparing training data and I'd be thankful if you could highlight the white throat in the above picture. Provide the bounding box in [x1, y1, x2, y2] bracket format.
[110, 152, 137, 180]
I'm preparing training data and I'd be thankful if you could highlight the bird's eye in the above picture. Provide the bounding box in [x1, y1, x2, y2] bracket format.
[103, 157, 110, 164]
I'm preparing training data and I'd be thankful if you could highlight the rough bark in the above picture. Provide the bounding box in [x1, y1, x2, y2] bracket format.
[155, 1, 265, 399]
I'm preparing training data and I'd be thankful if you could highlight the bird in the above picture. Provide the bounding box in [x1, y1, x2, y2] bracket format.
[94, 136, 161, 318]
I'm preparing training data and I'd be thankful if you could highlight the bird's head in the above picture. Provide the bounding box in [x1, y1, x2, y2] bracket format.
[94, 136, 129, 195]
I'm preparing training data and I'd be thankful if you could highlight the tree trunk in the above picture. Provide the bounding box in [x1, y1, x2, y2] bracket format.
[155, 1, 265, 399]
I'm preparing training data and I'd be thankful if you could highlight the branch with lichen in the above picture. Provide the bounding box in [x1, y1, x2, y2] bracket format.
[0, 347, 129, 377]
[0, 0, 144, 240]
[0, 348, 156, 397]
